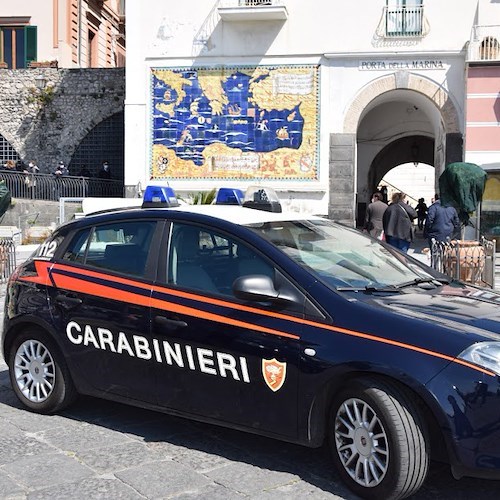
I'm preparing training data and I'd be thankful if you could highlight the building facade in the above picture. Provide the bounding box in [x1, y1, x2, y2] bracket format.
[0, 0, 126, 179]
[465, 8, 500, 244]
[124, 0, 500, 227]
[0, 0, 125, 69]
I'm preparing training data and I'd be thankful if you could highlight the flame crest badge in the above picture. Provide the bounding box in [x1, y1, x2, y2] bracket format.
[262, 358, 287, 392]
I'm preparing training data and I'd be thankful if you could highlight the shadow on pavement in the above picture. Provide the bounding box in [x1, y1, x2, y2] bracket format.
[1, 366, 500, 499]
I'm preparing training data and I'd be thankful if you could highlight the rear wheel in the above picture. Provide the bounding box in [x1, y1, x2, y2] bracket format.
[8, 329, 77, 413]
[329, 377, 429, 500]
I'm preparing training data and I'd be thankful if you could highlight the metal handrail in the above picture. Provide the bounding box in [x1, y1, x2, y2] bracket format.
[0, 171, 123, 200]
[0, 238, 16, 283]
[430, 237, 496, 288]
[218, 0, 282, 7]
[377, 179, 419, 205]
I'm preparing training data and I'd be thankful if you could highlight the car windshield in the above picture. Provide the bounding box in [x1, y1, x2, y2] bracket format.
[246, 218, 433, 290]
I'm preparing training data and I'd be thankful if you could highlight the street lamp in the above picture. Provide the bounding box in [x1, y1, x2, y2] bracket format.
[34, 74, 47, 90]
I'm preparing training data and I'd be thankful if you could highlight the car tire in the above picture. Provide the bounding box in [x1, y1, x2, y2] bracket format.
[8, 328, 77, 414]
[329, 377, 429, 500]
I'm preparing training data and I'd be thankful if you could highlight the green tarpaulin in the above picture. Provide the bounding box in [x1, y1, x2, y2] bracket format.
[439, 162, 487, 225]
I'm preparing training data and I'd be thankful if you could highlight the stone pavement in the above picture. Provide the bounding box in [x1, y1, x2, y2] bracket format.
[1, 242, 500, 498]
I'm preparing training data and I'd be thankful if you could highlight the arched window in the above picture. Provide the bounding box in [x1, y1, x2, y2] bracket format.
[480, 36, 500, 61]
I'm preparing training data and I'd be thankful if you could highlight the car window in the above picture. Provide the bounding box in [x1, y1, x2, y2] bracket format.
[167, 222, 275, 297]
[62, 220, 156, 277]
[246, 218, 433, 290]
[62, 229, 92, 264]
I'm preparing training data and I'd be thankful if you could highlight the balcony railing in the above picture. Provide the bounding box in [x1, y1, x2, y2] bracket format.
[0, 171, 124, 201]
[219, 0, 282, 6]
[468, 25, 500, 62]
[382, 4, 425, 38]
[218, 0, 287, 21]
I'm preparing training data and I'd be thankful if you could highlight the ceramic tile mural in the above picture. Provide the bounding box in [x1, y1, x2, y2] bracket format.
[150, 65, 319, 181]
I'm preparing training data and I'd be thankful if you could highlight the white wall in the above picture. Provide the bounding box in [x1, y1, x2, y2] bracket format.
[125, 0, 492, 214]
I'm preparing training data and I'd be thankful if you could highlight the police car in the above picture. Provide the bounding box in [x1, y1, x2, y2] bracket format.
[3, 186, 500, 500]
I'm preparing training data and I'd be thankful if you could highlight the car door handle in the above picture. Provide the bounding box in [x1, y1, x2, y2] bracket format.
[155, 316, 188, 330]
[55, 294, 83, 309]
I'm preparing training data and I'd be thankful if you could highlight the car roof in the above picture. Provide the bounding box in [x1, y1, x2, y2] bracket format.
[83, 203, 322, 226]
[166, 204, 321, 225]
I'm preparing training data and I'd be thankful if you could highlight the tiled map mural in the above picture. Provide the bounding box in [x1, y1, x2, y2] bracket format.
[150, 65, 319, 181]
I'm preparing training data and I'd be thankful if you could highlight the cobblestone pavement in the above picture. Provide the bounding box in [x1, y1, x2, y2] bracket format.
[1, 244, 500, 498]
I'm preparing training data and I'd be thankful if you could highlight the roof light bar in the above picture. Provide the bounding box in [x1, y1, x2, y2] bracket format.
[142, 185, 180, 208]
[242, 186, 282, 213]
[215, 187, 244, 205]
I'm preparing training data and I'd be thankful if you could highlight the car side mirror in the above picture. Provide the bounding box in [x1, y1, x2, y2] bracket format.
[232, 275, 296, 304]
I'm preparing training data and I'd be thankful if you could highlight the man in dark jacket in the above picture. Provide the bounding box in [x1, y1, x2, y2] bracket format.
[382, 192, 417, 253]
[424, 194, 460, 245]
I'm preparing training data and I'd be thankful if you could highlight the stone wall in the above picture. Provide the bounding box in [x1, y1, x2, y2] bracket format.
[0, 199, 81, 244]
[0, 68, 125, 173]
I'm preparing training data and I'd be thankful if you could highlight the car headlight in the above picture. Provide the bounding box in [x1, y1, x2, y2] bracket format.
[459, 342, 500, 376]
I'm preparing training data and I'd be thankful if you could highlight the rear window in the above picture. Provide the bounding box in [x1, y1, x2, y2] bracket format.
[61, 220, 157, 277]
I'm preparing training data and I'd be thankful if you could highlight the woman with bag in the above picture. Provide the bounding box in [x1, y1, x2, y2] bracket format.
[382, 192, 417, 252]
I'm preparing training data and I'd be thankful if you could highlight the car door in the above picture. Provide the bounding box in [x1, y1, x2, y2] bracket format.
[47, 218, 161, 403]
[151, 221, 305, 438]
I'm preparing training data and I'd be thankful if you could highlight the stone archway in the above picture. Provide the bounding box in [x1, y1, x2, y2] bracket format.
[368, 135, 435, 195]
[329, 71, 462, 225]
[343, 72, 460, 135]
[0, 68, 124, 173]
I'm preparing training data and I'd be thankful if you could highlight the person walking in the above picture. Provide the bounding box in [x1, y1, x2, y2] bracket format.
[415, 197, 428, 231]
[364, 192, 387, 239]
[382, 192, 417, 253]
[424, 194, 460, 245]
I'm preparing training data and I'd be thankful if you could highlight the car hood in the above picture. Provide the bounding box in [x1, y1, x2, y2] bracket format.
[369, 283, 500, 338]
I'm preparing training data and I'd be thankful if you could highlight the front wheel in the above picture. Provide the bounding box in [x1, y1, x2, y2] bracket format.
[8, 329, 77, 414]
[329, 377, 429, 500]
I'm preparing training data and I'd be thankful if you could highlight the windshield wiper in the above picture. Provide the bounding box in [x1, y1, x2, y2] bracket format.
[336, 285, 402, 293]
[395, 278, 443, 289]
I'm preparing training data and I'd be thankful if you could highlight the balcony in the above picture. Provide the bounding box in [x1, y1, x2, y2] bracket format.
[379, 4, 427, 38]
[217, 0, 288, 21]
[468, 25, 500, 63]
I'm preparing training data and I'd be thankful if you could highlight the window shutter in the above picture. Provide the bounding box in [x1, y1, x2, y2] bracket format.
[25, 26, 37, 66]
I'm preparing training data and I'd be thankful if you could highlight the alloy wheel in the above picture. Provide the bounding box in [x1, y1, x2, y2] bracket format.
[334, 397, 389, 487]
[14, 339, 56, 403]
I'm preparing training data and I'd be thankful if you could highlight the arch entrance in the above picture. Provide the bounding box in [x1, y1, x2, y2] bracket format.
[329, 72, 463, 226]
[360, 135, 435, 226]
[368, 135, 435, 192]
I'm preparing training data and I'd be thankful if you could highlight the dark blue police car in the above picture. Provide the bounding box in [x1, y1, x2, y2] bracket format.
[3, 186, 500, 499]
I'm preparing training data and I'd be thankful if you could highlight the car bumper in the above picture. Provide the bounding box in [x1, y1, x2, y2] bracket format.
[427, 362, 500, 480]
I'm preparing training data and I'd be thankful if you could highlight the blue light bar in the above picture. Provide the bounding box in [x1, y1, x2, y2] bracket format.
[142, 185, 179, 208]
[215, 188, 244, 205]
